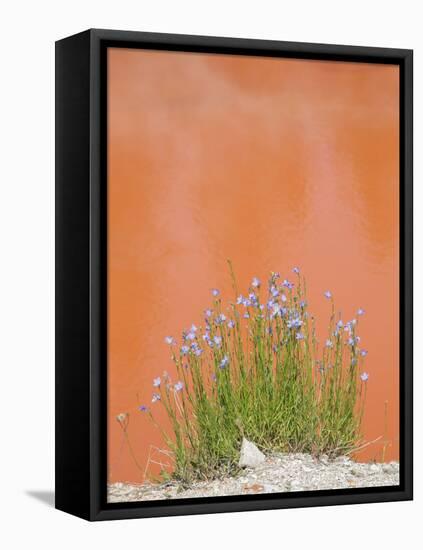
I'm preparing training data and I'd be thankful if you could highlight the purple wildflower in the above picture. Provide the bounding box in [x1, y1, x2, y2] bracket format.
[191, 342, 203, 356]
[293, 267, 300, 274]
[360, 349, 368, 357]
[251, 277, 261, 288]
[205, 308, 213, 318]
[348, 336, 360, 346]
[282, 279, 294, 289]
[180, 345, 189, 356]
[215, 313, 226, 325]
[227, 319, 235, 329]
[236, 295, 244, 305]
[139, 405, 148, 412]
[211, 288, 220, 297]
[243, 312, 250, 319]
[219, 355, 229, 369]
[271, 303, 281, 318]
[300, 300, 307, 308]
[324, 291, 332, 299]
[249, 292, 259, 306]
[360, 372, 369, 382]
[203, 333, 214, 348]
[174, 381, 184, 392]
[287, 317, 302, 329]
[153, 377, 161, 387]
[357, 308, 365, 316]
[213, 335, 222, 347]
[296, 332, 305, 340]
[325, 339, 333, 348]
[152, 393, 161, 403]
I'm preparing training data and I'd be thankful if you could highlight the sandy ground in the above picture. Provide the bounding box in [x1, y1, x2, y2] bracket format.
[107, 453, 399, 502]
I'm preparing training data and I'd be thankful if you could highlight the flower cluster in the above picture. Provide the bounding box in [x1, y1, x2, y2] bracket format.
[141, 268, 370, 411]
[137, 264, 370, 482]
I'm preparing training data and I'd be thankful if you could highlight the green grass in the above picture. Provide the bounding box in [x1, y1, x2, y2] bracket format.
[139, 262, 369, 483]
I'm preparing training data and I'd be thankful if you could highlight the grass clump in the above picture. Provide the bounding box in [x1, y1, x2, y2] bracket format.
[138, 262, 369, 483]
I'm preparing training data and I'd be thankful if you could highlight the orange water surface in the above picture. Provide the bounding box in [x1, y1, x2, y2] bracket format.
[107, 48, 399, 484]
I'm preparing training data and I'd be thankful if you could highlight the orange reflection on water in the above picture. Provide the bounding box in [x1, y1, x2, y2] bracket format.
[107, 48, 399, 483]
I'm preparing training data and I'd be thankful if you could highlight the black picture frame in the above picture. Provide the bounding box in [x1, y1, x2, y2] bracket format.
[55, 28, 413, 521]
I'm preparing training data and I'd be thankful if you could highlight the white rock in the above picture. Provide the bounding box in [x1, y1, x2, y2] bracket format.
[238, 437, 266, 468]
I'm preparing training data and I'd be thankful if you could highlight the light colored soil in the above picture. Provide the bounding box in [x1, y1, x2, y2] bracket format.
[107, 453, 399, 502]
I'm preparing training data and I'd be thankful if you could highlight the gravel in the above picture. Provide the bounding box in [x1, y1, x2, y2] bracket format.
[107, 453, 399, 503]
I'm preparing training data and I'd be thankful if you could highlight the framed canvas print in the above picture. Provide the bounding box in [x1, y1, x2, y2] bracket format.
[55, 29, 413, 521]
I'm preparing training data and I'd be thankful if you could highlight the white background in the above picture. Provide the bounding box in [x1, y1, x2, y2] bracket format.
[0, 0, 420, 548]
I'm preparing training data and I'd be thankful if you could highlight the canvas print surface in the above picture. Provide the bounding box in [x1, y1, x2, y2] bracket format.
[107, 48, 399, 503]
